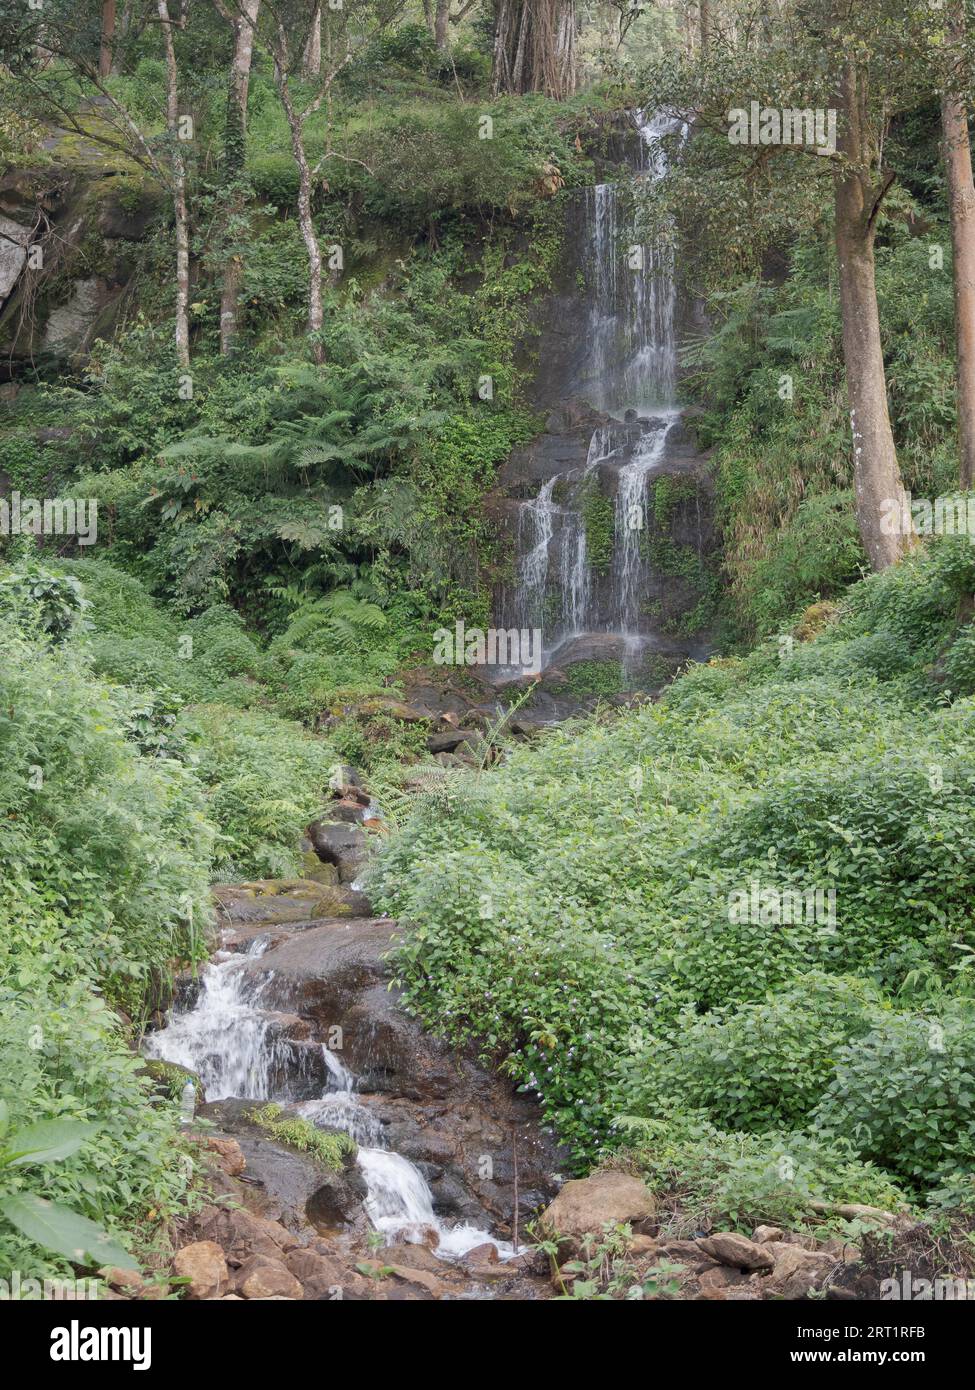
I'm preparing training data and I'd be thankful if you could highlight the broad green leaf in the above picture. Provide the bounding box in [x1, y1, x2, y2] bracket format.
[0, 1193, 137, 1269]
[6, 1119, 90, 1166]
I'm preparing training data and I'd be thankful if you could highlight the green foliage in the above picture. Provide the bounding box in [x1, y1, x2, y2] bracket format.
[372, 542, 975, 1197]
[631, 974, 884, 1133]
[685, 221, 956, 639]
[581, 479, 615, 575]
[562, 659, 626, 698]
[0, 604, 212, 1277]
[0, 558, 87, 642]
[618, 1115, 908, 1234]
[250, 1104, 355, 1171]
[0, 1109, 134, 1271]
[187, 705, 336, 879]
[814, 1004, 975, 1186]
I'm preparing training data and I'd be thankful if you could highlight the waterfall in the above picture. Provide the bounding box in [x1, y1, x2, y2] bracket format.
[614, 412, 678, 633]
[143, 939, 283, 1101]
[148, 939, 518, 1260]
[503, 110, 683, 663]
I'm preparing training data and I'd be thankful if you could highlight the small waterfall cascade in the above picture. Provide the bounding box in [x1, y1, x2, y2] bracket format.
[503, 111, 687, 670]
[143, 939, 282, 1100]
[147, 937, 517, 1261]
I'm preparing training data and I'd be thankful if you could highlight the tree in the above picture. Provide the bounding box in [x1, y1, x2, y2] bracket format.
[214, 0, 261, 355]
[491, 0, 577, 99]
[831, 55, 909, 569]
[157, 0, 191, 368]
[423, 0, 480, 49]
[99, 0, 117, 76]
[260, 0, 407, 362]
[637, 0, 928, 570]
[940, 0, 975, 487]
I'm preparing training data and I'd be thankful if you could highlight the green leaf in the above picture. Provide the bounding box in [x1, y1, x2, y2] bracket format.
[6, 1119, 90, 1166]
[0, 1193, 137, 1269]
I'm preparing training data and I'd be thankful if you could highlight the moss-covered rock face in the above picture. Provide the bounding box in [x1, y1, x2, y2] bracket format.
[140, 1057, 204, 1103]
[0, 155, 163, 369]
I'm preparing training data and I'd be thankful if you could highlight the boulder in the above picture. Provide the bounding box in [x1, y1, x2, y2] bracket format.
[752, 1224, 785, 1244]
[235, 1255, 304, 1301]
[697, 1232, 775, 1271]
[172, 1241, 228, 1300]
[765, 1242, 836, 1297]
[540, 1171, 655, 1252]
[427, 729, 480, 755]
[284, 1248, 346, 1299]
[190, 1205, 297, 1266]
[307, 820, 370, 883]
[202, 1136, 246, 1177]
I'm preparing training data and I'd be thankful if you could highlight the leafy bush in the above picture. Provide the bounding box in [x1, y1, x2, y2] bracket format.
[814, 1004, 975, 1186]
[617, 1114, 908, 1235]
[0, 610, 214, 1275]
[631, 974, 884, 1133]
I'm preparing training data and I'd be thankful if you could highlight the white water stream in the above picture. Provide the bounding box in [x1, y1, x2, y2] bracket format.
[146, 939, 518, 1260]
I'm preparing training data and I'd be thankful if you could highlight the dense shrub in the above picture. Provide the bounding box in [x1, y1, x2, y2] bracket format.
[814, 1005, 975, 1186]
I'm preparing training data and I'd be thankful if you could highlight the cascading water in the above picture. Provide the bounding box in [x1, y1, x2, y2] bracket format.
[503, 111, 684, 667]
[143, 939, 283, 1100]
[147, 935, 517, 1260]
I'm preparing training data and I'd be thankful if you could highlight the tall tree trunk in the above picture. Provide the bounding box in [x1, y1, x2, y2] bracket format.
[219, 0, 260, 356]
[158, 0, 190, 369]
[834, 62, 912, 569]
[434, 0, 451, 49]
[276, 77, 323, 363]
[99, 0, 117, 78]
[942, 2, 975, 489]
[302, 1, 322, 78]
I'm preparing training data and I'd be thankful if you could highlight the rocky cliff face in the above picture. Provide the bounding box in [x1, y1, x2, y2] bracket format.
[0, 136, 161, 377]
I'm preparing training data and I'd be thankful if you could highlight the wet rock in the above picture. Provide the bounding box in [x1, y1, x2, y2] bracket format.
[697, 1233, 775, 1272]
[462, 1243, 499, 1265]
[427, 729, 480, 755]
[428, 1173, 488, 1223]
[307, 820, 370, 882]
[235, 1255, 304, 1301]
[195, 1110, 365, 1232]
[172, 1241, 228, 1300]
[309, 886, 373, 918]
[213, 884, 325, 927]
[541, 1171, 656, 1253]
